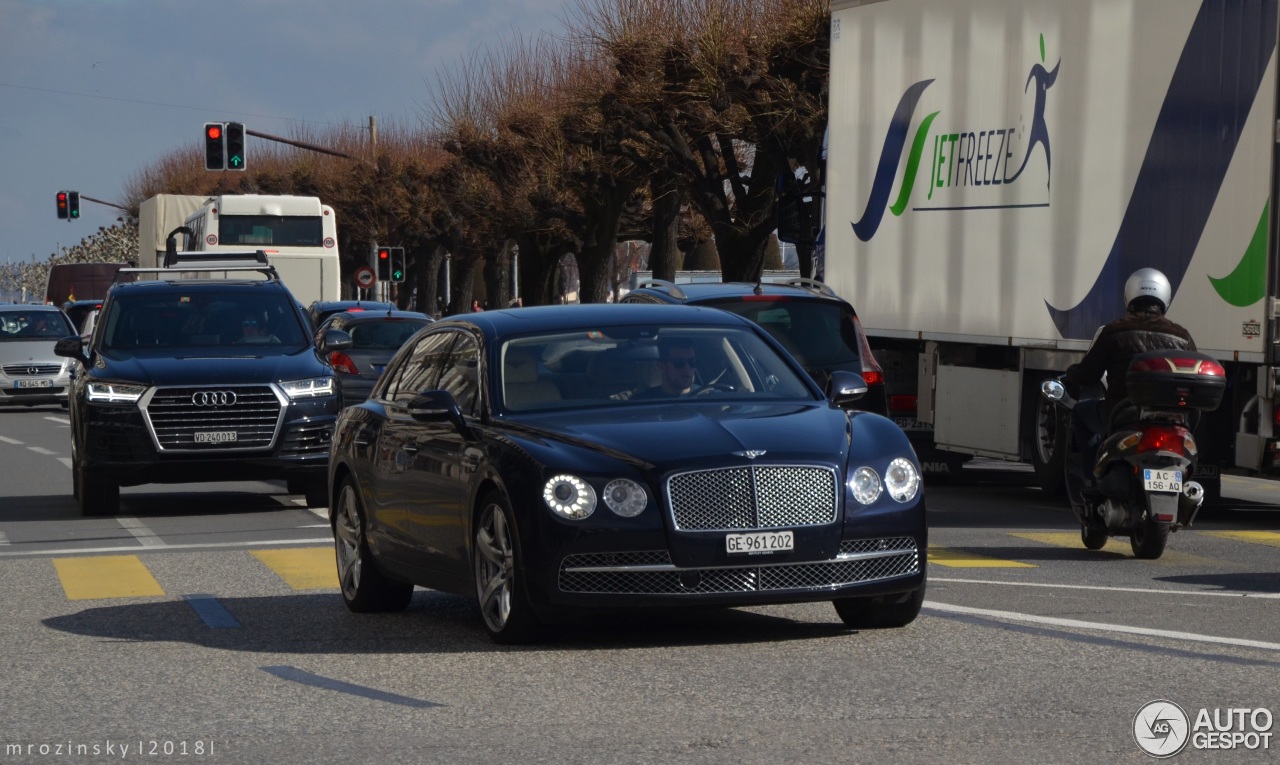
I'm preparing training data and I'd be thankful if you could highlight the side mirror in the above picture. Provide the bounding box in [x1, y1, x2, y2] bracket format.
[827, 370, 867, 408]
[1041, 379, 1066, 401]
[317, 328, 353, 354]
[54, 335, 89, 366]
[407, 390, 468, 431]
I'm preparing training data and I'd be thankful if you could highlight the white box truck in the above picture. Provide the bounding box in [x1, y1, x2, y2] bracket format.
[137, 193, 341, 306]
[821, 0, 1280, 500]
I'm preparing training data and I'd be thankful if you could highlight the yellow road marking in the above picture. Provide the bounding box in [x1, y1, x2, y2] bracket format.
[1204, 531, 1280, 549]
[252, 547, 338, 590]
[928, 545, 1036, 568]
[1010, 532, 1219, 565]
[53, 555, 165, 600]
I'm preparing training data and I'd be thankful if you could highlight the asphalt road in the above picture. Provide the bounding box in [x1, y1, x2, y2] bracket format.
[1, 405, 1277, 764]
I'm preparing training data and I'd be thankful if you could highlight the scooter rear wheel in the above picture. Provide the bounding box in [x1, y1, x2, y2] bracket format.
[1130, 517, 1169, 559]
[1081, 523, 1108, 550]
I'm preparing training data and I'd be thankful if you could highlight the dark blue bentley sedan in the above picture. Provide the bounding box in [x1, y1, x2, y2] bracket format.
[327, 303, 926, 643]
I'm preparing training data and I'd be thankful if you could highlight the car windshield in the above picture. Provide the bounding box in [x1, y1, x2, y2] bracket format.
[710, 300, 860, 367]
[349, 320, 430, 350]
[99, 291, 309, 351]
[499, 324, 815, 413]
[0, 310, 73, 340]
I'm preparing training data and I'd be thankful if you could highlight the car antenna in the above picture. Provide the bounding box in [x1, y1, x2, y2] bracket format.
[753, 275, 764, 295]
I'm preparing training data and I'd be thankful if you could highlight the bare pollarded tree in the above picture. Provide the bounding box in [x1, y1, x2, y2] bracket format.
[571, 0, 829, 282]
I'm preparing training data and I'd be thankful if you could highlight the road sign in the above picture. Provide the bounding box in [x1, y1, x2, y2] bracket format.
[354, 265, 377, 289]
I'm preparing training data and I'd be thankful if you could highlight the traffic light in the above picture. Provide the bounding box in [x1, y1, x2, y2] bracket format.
[225, 122, 246, 171]
[56, 191, 69, 219]
[67, 191, 80, 219]
[376, 246, 392, 282]
[390, 247, 406, 283]
[203, 122, 225, 170]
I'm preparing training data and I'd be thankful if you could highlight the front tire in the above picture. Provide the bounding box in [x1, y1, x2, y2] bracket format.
[1130, 516, 1169, 560]
[333, 478, 413, 612]
[1032, 393, 1067, 495]
[75, 443, 118, 517]
[474, 492, 541, 644]
[833, 586, 925, 629]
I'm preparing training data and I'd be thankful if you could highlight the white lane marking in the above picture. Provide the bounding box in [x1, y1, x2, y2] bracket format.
[931, 576, 1280, 599]
[58, 457, 72, 469]
[0, 532, 9, 546]
[116, 516, 168, 548]
[44, 416, 70, 425]
[299, 524, 329, 529]
[0, 537, 332, 558]
[925, 600, 1280, 652]
[308, 507, 328, 520]
[26, 446, 57, 455]
[0, 436, 23, 445]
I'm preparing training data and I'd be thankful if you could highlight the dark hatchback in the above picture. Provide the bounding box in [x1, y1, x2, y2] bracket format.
[620, 278, 889, 415]
[328, 303, 926, 643]
[57, 273, 351, 516]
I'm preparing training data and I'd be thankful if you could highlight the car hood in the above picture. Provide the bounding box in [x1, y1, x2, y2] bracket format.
[92, 348, 329, 386]
[0, 339, 65, 363]
[509, 401, 849, 471]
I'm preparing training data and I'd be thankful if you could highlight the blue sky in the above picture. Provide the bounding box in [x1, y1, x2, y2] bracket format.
[0, 0, 570, 267]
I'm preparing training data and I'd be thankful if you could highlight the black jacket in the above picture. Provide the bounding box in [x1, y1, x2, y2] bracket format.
[1065, 308, 1196, 417]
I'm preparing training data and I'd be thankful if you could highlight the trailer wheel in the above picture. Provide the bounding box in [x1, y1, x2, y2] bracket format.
[1032, 395, 1067, 495]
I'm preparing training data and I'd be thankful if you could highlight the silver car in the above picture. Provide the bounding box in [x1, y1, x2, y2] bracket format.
[0, 305, 75, 407]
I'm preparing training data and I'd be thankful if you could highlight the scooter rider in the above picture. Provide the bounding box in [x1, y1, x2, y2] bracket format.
[1064, 268, 1196, 472]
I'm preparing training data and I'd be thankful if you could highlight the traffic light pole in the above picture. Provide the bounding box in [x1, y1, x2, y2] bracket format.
[245, 128, 353, 160]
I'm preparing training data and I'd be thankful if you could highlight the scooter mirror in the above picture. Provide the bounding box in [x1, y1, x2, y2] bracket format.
[1041, 379, 1065, 401]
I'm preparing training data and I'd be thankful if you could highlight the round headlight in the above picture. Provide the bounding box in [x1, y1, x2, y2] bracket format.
[543, 474, 596, 520]
[602, 478, 648, 517]
[851, 466, 881, 505]
[885, 458, 921, 503]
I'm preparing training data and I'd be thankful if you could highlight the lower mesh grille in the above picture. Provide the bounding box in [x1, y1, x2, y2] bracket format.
[557, 537, 919, 595]
[280, 421, 333, 456]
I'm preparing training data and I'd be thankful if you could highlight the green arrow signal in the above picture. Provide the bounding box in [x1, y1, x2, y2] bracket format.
[229, 155, 243, 167]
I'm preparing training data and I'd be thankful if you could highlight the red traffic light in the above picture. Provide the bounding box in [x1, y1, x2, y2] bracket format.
[378, 248, 390, 259]
[206, 125, 222, 140]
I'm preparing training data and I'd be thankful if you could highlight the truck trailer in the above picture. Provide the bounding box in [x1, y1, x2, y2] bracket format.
[822, 0, 1280, 501]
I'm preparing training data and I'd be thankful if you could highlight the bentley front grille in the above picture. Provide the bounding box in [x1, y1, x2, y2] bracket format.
[143, 385, 284, 451]
[667, 465, 837, 531]
[557, 537, 919, 595]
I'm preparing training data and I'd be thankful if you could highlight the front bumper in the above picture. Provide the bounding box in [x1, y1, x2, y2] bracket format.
[78, 402, 337, 486]
[554, 536, 923, 605]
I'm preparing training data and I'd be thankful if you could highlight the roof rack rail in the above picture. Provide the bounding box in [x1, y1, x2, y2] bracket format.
[634, 278, 687, 300]
[784, 277, 837, 298]
[117, 265, 280, 283]
[162, 249, 270, 268]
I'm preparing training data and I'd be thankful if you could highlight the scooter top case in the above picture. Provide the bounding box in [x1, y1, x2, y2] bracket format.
[1125, 351, 1226, 411]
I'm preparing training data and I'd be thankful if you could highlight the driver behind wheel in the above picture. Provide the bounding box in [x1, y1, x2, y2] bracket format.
[631, 337, 700, 399]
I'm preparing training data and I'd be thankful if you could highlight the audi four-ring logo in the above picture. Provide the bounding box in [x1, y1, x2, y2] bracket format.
[192, 390, 237, 407]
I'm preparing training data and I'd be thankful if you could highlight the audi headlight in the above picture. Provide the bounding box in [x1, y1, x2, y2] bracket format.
[884, 458, 921, 503]
[851, 466, 882, 505]
[281, 377, 336, 400]
[86, 381, 146, 404]
[602, 478, 648, 517]
[543, 474, 596, 520]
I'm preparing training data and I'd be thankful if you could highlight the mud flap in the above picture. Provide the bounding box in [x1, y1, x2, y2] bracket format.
[1147, 492, 1180, 527]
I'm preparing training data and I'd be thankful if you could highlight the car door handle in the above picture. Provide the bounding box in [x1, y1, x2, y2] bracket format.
[403, 442, 419, 454]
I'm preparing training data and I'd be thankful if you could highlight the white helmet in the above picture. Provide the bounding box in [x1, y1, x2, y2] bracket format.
[1124, 268, 1172, 313]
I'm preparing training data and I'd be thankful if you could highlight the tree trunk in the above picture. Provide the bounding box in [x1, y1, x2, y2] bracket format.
[648, 178, 683, 281]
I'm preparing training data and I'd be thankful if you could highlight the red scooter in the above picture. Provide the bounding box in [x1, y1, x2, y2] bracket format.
[1041, 350, 1227, 559]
